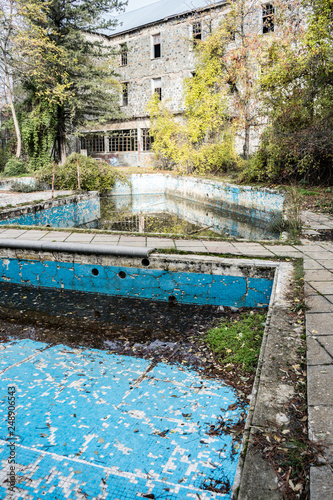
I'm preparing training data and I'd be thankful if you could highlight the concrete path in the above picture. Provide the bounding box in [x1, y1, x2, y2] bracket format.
[0, 212, 333, 497]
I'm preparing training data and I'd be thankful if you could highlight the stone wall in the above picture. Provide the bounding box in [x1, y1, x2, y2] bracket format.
[0, 192, 100, 229]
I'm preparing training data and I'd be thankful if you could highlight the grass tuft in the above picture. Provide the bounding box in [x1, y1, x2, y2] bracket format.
[205, 311, 266, 373]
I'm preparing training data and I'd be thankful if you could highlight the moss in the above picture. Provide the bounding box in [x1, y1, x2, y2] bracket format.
[205, 311, 267, 373]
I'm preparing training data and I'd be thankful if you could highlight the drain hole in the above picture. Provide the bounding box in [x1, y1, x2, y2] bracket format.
[92, 268, 99, 276]
[118, 271, 126, 279]
[168, 295, 177, 305]
[142, 258, 150, 267]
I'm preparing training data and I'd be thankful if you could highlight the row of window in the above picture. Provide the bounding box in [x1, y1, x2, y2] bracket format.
[80, 129, 154, 153]
[119, 6, 274, 67]
[121, 78, 161, 106]
[119, 22, 202, 67]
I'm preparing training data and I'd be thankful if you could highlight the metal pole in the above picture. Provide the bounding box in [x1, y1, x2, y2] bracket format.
[77, 158, 81, 190]
[51, 160, 55, 198]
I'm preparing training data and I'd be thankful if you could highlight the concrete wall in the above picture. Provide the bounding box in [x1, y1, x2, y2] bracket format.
[0, 192, 100, 228]
[0, 250, 275, 308]
[111, 174, 285, 221]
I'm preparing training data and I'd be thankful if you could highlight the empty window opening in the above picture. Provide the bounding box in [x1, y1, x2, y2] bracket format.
[153, 78, 162, 100]
[122, 82, 128, 106]
[120, 43, 128, 66]
[193, 22, 202, 43]
[152, 34, 161, 58]
[80, 135, 105, 154]
[109, 129, 138, 152]
[142, 129, 154, 151]
[262, 4, 274, 33]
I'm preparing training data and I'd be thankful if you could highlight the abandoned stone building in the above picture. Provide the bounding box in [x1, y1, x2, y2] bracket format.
[79, 0, 274, 167]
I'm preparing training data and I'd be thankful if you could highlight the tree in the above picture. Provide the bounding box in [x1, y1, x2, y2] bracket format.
[0, 0, 69, 159]
[251, 0, 333, 183]
[148, 0, 282, 171]
[25, 0, 127, 164]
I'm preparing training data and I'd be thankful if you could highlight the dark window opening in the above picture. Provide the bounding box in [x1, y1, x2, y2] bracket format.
[153, 78, 162, 101]
[80, 135, 105, 154]
[262, 4, 274, 33]
[122, 82, 128, 106]
[120, 43, 128, 66]
[142, 129, 154, 151]
[153, 34, 161, 58]
[109, 129, 138, 152]
[193, 22, 202, 43]
[154, 87, 162, 100]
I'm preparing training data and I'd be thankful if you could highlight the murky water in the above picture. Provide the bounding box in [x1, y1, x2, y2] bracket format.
[101, 193, 281, 240]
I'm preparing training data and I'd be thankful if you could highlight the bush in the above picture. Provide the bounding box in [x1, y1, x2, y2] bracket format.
[37, 153, 116, 192]
[10, 180, 48, 193]
[3, 158, 29, 177]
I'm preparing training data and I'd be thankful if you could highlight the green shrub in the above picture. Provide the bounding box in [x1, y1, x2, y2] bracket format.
[37, 153, 116, 192]
[3, 158, 29, 177]
[10, 180, 48, 193]
[0, 147, 7, 172]
[205, 311, 267, 373]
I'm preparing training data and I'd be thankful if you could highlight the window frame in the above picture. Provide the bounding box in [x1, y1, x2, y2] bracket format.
[152, 77, 162, 101]
[108, 129, 138, 153]
[122, 82, 129, 107]
[151, 33, 161, 59]
[120, 43, 128, 66]
[262, 3, 275, 34]
[80, 135, 105, 154]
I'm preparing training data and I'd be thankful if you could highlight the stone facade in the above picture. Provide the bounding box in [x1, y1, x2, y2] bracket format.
[79, 0, 268, 167]
[79, 1, 227, 167]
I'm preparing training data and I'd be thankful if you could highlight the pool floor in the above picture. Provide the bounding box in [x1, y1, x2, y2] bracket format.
[0, 338, 245, 499]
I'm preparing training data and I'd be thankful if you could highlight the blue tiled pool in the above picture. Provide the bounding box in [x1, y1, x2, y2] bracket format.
[0, 339, 245, 499]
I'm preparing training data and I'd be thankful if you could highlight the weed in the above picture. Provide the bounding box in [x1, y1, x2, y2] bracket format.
[205, 311, 267, 373]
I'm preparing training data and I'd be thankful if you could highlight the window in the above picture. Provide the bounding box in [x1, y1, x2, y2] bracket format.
[193, 22, 202, 43]
[142, 129, 154, 151]
[120, 43, 128, 66]
[122, 82, 128, 106]
[80, 136, 105, 154]
[152, 34, 161, 58]
[262, 4, 274, 33]
[152, 78, 162, 100]
[109, 129, 138, 152]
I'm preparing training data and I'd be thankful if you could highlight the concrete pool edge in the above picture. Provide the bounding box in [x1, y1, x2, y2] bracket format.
[235, 261, 299, 500]
[0, 244, 299, 498]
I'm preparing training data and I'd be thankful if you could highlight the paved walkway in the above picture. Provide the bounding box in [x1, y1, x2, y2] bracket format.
[0, 210, 333, 497]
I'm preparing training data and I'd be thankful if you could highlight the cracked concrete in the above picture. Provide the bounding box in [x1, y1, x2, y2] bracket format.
[1, 202, 333, 497]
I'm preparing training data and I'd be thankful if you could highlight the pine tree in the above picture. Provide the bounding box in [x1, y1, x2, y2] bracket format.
[25, 0, 126, 164]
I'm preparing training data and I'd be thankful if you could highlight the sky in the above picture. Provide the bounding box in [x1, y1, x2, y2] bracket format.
[126, 0, 158, 12]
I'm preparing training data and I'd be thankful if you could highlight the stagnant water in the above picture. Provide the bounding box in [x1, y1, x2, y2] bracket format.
[100, 193, 281, 240]
[0, 283, 263, 499]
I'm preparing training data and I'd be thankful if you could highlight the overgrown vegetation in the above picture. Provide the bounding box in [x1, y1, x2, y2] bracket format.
[3, 157, 28, 177]
[243, 0, 333, 185]
[36, 153, 116, 192]
[205, 311, 266, 373]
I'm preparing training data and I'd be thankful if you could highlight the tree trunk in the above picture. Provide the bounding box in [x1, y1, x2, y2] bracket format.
[57, 106, 67, 165]
[3, 52, 21, 158]
[243, 121, 250, 161]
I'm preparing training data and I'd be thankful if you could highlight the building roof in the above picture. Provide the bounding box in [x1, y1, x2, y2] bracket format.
[103, 0, 225, 37]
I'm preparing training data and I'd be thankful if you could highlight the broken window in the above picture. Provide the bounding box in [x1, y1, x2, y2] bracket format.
[193, 22, 202, 43]
[120, 43, 128, 66]
[80, 136, 105, 154]
[122, 82, 128, 106]
[142, 129, 154, 151]
[109, 129, 138, 152]
[262, 4, 274, 33]
[152, 78, 162, 100]
[152, 33, 161, 58]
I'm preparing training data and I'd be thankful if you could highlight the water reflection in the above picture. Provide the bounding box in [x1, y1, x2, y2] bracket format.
[101, 193, 280, 240]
